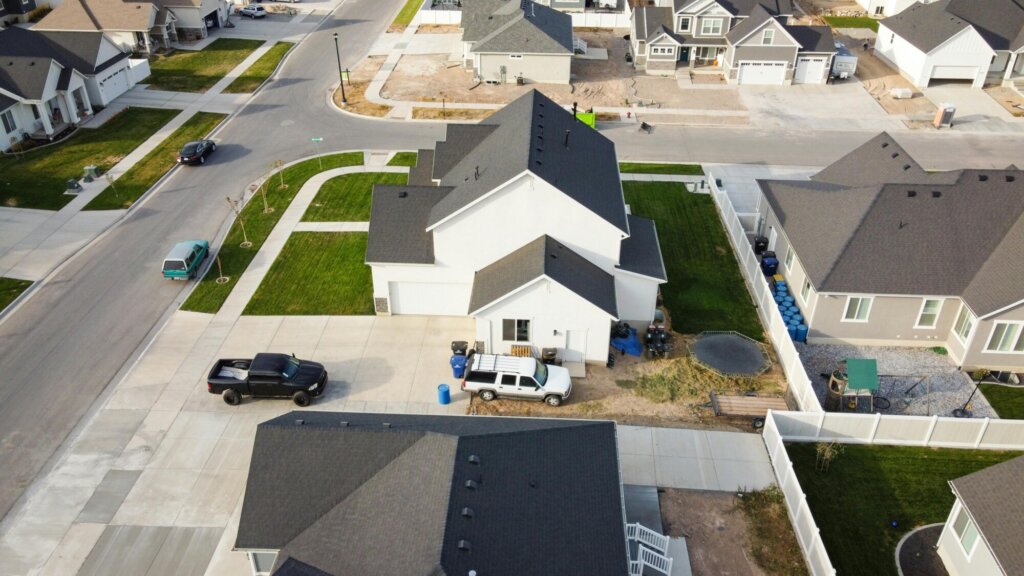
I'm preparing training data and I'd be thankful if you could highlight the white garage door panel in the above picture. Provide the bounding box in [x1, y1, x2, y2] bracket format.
[389, 282, 471, 315]
[738, 61, 787, 85]
[931, 65, 978, 80]
[794, 57, 826, 84]
[100, 68, 130, 101]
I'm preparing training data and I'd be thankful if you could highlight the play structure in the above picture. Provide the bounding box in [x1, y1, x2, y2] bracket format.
[690, 331, 770, 376]
[824, 358, 932, 413]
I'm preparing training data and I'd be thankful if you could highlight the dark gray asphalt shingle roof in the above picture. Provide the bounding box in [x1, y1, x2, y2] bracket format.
[785, 24, 836, 53]
[949, 456, 1024, 576]
[431, 124, 496, 179]
[428, 89, 630, 234]
[880, 0, 1024, 53]
[365, 185, 452, 264]
[880, 0, 972, 53]
[672, 0, 792, 16]
[725, 5, 775, 44]
[237, 412, 628, 576]
[468, 235, 618, 316]
[463, 0, 573, 54]
[0, 26, 127, 99]
[619, 215, 667, 281]
[408, 149, 435, 186]
[0, 92, 14, 111]
[762, 132, 1024, 315]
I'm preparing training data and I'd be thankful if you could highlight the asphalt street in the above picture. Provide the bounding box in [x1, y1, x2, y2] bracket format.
[3, 0, 1024, 527]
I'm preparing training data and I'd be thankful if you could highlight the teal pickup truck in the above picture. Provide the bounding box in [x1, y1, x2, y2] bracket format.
[162, 240, 209, 280]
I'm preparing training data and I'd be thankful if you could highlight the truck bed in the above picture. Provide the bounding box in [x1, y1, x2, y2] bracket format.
[208, 358, 253, 386]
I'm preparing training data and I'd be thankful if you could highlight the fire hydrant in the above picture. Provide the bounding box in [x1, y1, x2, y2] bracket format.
[626, 111, 632, 119]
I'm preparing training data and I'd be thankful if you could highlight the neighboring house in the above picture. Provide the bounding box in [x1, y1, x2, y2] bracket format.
[630, 0, 836, 84]
[534, 0, 586, 11]
[366, 89, 667, 364]
[875, 0, 1024, 89]
[937, 455, 1024, 576]
[0, 25, 143, 150]
[756, 133, 1024, 373]
[34, 0, 231, 53]
[855, 0, 936, 17]
[461, 0, 575, 84]
[0, 0, 38, 21]
[234, 411, 635, 576]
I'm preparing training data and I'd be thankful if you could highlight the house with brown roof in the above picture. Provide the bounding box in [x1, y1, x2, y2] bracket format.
[33, 0, 231, 53]
[756, 133, 1024, 373]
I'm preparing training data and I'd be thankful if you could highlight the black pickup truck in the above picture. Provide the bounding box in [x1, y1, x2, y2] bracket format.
[207, 353, 328, 406]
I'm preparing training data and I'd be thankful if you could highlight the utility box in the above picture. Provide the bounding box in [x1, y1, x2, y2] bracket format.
[933, 104, 955, 128]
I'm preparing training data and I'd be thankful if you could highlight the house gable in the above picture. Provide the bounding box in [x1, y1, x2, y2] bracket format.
[732, 16, 798, 47]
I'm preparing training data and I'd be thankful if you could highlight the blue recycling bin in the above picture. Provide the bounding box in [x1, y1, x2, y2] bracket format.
[437, 384, 451, 405]
[795, 324, 809, 342]
[787, 324, 798, 339]
[450, 354, 467, 378]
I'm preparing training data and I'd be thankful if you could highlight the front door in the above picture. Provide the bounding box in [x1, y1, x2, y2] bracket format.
[680, 47, 690, 63]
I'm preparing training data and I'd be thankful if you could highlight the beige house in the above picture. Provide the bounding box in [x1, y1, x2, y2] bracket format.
[757, 133, 1024, 373]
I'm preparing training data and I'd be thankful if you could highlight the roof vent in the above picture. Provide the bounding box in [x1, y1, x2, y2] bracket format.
[468, 454, 481, 465]
[458, 540, 472, 552]
[1007, 175, 1016, 182]
[340, 421, 349, 427]
[535, 160, 542, 165]
[549, 253, 557, 259]
[537, 124, 543, 129]
[462, 507, 475, 518]
[295, 419, 304, 426]
[881, 142, 889, 148]
[465, 479, 478, 490]
[907, 190, 916, 197]
[538, 113, 544, 118]
[931, 191, 941, 198]
[382, 422, 391, 428]
[978, 174, 989, 181]
[398, 191, 408, 198]
[539, 102, 545, 108]
[903, 165, 911, 171]
[891, 152, 899, 158]
[529, 480, 537, 488]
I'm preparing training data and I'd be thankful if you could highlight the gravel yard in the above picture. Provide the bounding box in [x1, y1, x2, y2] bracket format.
[796, 343, 996, 417]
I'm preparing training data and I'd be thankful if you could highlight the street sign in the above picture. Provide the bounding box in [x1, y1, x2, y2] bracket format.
[310, 137, 323, 142]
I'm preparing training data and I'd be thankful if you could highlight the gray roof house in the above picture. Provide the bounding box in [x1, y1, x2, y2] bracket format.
[460, 0, 574, 84]
[757, 132, 1024, 372]
[874, 0, 1024, 89]
[630, 0, 836, 84]
[366, 89, 666, 364]
[936, 455, 1024, 575]
[234, 411, 631, 576]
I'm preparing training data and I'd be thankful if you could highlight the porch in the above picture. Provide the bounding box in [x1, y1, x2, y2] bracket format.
[27, 87, 93, 142]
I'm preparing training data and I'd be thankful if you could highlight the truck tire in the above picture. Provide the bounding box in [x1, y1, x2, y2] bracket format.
[544, 395, 562, 407]
[222, 389, 241, 406]
[479, 390, 496, 402]
[292, 390, 311, 407]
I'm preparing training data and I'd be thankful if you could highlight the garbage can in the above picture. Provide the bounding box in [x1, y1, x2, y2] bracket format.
[451, 340, 468, 355]
[450, 354, 467, 378]
[437, 384, 451, 405]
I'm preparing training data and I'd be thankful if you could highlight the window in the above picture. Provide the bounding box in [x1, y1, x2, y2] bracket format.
[785, 247, 795, 271]
[953, 305, 976, 343]
[31, 106, 39, 120]
[952, 507, 980, 555]
[874, 6, 884, 15]
[700, 18, 723, 35]
[915, 299, 943, 329]
[761, 29, 774, 45]
[251, 552, 278, 576]
[1, 110, 15, 135]
[509, 53, 523, 59]
[502, 319, 530, 342]
[985, 322, 1024, 353]
[678, 16, 691, 32]
[500, 374, 518, 386]
[800, 278, 811, 303]
[650, 46, 674, 56]
[843, 297, 872, 322]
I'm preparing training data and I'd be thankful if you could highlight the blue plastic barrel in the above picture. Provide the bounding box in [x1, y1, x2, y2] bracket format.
[791, 313, 804, 325]
[783, 296, 795, 305]
[795, 324, 809, 342]
[774, 294, 785, 303]
[437, 384, 451, 405]
[788, 305, 801, 314]
[776, 280, 788, 288]
[787, 324, 798, 339]
[776, 284, 788, 294]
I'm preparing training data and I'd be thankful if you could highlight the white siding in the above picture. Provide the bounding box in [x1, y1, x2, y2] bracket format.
[614, 272, 661, 325]
[389, 281, 472, 315]
[936, 500, 1004, 576]
[877, 24, 994, 88]
[476, 53, 572, 84]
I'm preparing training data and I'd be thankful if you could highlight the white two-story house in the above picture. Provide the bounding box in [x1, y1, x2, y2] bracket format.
[366, 90, 667, 364]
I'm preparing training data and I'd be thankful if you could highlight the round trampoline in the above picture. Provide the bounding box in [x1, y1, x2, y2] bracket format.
[690, 332, 771, 376]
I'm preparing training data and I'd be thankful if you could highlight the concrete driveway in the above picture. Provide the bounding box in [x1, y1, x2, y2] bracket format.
[923, 82, 1024, 133]
[705, 163, 820, 213]
[739, 82, 905, 131]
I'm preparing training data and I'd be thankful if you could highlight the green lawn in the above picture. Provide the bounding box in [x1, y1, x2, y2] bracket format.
[390, 0, 422, 29]
[623, 181, 763, 339]
[146, 38, 264, 92]
[0, 278, 33, 312]
[0, 108, 177, 210]
[243, 232, 373, 315]
[619, 162, 704, 176]
[789, 443, 1023, 576]
[223, 42, 294, 93]
[980, 384, 1024, 419]
[387, 152, 418, 167]
[302, 172, 407, 222]
[824, 16, 880, 31]
[182, 152, 364, 314]
[84, 112, 226, 210]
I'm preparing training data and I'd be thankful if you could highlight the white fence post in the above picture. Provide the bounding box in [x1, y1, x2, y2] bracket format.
[974, 417, 990, 448]
[924, 415, 939, 446]
[868, 413, 882, 444]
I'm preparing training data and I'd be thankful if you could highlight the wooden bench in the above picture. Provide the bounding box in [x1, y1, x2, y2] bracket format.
[710, 391, 789, 418]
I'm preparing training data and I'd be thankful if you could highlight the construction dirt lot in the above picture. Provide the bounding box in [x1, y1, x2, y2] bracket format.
[833, 34, 937, 117]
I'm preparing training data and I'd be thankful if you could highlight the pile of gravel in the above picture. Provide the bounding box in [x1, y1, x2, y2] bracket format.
[794, 343, 996, 418]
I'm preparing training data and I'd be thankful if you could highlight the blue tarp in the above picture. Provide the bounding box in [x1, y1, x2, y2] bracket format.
[611, 327, 643, 356]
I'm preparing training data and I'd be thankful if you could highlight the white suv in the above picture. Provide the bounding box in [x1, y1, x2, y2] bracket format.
[461, 353, 572, 406]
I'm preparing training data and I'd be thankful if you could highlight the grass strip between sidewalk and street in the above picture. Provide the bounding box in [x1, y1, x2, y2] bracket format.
[224, 42, 295, 93]
[181, 152, 364, 314]
[623, 181, 763, 340]
[386, 152, 418, 167]
[0, 108, 178, 211]
[619, 162, 704, 175]
[0, 278, 33, 313]
[980, 384, 1024, 419]
[146, 38, 264, 92]
[243, 232, 373, 315]
[84, 112, 226, 210]
[389, 0, 422, 31]
[789, 443, 1023, 576]
[823, 16, 880, 31]
[302, 172, 407, 222]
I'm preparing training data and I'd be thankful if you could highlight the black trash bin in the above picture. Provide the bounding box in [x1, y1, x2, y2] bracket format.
[753, 236, 768, 255]
[451, 341, 468, 355]
[541, 348, 558, 365]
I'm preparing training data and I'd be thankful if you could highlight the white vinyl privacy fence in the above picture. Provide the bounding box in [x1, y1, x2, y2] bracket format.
[706, 173, 822, 413]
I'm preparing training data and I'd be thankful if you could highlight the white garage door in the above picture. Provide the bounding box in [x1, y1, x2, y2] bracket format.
[794, 57, 826, 85]
[930, 65, 978, 80]
[388, 282, 471, 316]
[100, 68, 130, 102]
[737, 61, 787, 85]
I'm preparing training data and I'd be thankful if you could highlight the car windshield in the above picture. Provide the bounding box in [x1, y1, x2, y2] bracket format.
[281, 357, 301, 379]
[162, 260, 186, 271]
[182, 143, 199, 155]
[533, 362, 548, 386]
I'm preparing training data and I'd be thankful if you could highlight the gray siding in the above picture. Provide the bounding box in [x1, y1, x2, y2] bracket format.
[732, 45, 797, 63]
[807, 294, 957, 347]
[477, 53, 572, 84]
[962, 301, 1024, 371]
[693, 15, 731, 37]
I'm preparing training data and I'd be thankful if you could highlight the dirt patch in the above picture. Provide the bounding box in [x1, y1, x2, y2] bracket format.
[411, 107, 494, 120]
[835, 35, 936, 117]
[984, 86, 1024, 117]
[800, 0, 864, 16]
[333, 56, 392, 117]
[416, 24, 461, 34]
